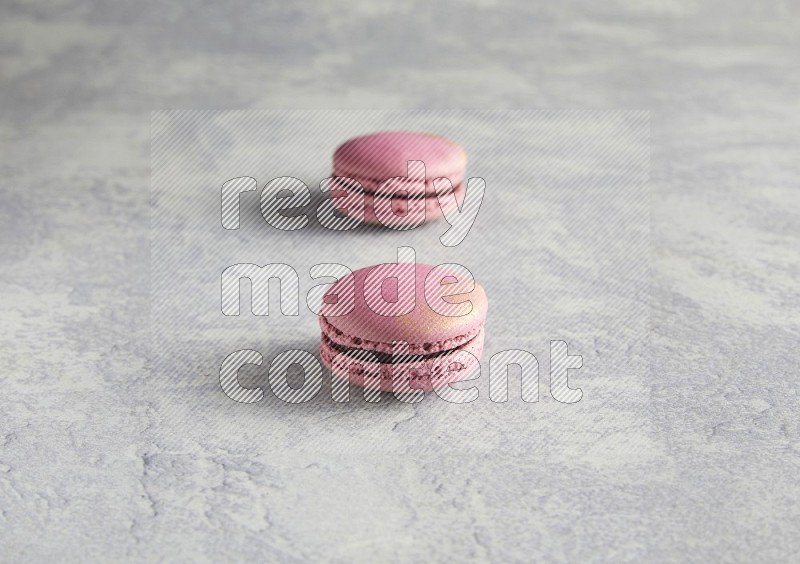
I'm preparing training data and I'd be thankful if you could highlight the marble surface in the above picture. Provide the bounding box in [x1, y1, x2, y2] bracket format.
[1, 1, 799, 562]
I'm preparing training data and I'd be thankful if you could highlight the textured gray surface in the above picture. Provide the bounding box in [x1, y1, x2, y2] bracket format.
[1, 1, 799, 562]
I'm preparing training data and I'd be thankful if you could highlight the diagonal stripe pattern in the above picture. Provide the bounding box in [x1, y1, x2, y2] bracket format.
[219, 349, 265, 404]
[489, 350, 541, 403]
[268, 349, 323, 404]
[549, 340, 583, 404]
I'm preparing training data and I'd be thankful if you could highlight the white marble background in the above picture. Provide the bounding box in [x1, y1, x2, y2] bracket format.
[1, 1, 798, 562]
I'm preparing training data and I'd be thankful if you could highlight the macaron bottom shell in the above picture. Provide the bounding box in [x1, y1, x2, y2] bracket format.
[319, 327, 484, 394]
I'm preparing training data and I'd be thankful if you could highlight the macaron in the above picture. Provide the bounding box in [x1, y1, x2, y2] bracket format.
[332, 131, 467, 226]
[319, 262, 488, 394]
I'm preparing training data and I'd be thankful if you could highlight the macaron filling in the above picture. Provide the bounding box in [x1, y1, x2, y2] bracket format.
[319, 315, 481, 355]
[332, 176, 459, 199]
[320, 326, 483, 364]
[319, 328, 485, 392]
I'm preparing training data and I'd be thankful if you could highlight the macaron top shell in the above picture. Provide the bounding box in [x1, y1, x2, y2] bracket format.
[333, 131, 467, 195]
[320, 263, 487, 355]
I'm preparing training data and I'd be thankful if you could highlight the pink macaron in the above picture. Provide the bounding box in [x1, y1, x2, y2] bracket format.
[319, 263, 488, 393]
[331, 131, 467, 226]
